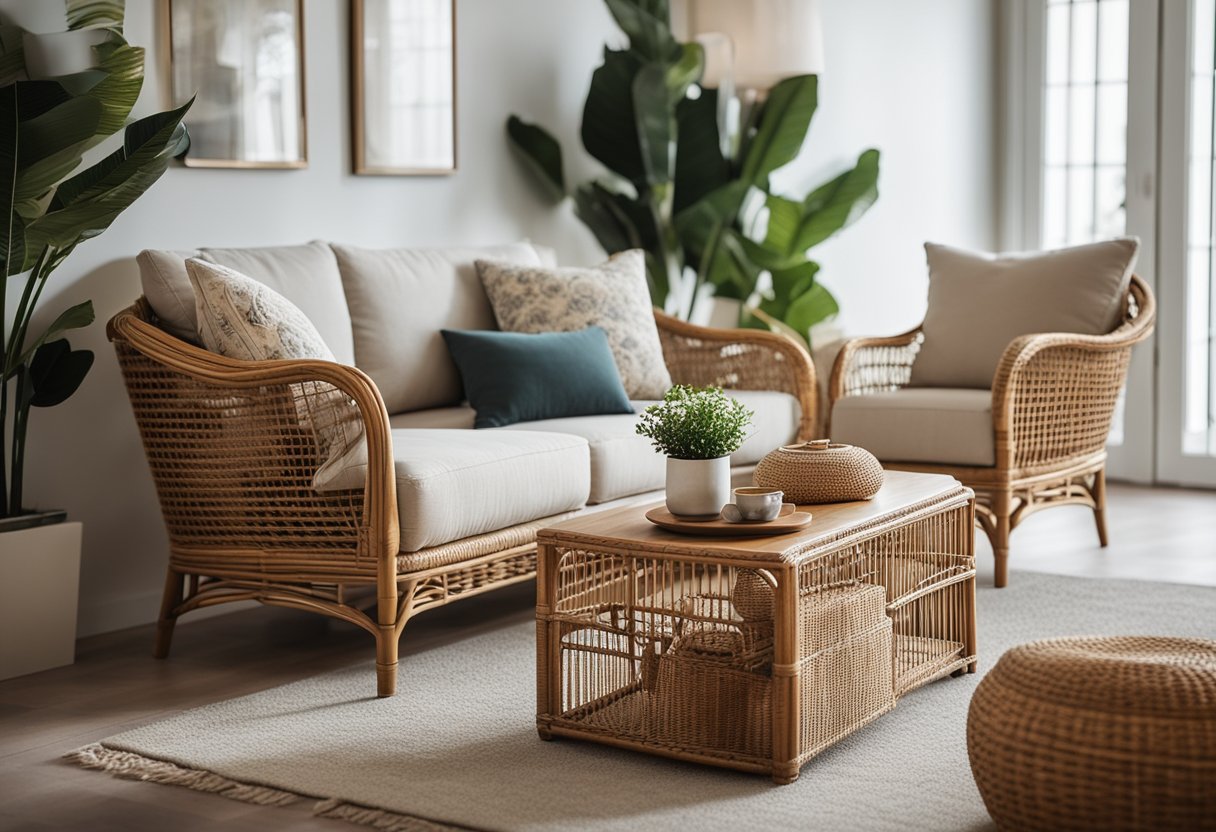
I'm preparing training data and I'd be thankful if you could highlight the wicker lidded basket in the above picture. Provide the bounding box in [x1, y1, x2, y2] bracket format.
[754, 439, 884, 504]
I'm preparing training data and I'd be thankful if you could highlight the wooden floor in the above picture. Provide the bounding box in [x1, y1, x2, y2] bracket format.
[1, 482, 1214, 831]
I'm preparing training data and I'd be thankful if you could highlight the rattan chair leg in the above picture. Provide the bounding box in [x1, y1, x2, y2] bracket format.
[375, 627, 398, 698]
[153, 568, 185, 659]
[992, 489, 1012, 589]
[1092, 467, 1109, 548]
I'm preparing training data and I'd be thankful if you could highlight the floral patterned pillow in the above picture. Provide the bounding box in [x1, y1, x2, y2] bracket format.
[186, 258, 365, 492]
[474, 250, 672, 400]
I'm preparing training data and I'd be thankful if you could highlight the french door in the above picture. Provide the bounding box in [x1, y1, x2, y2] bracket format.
[1013, 0, 1216, 487]
[1158, 0, 1216, 486]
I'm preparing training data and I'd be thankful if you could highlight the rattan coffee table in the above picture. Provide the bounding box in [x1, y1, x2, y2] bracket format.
[536, 471, 977, 784]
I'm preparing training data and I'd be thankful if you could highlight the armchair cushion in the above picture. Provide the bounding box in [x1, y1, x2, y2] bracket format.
[831, 388, 994, 467]
[911, 238, 1139, 389]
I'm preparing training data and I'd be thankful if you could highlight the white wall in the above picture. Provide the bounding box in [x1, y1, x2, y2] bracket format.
[775, 0, 998, 337]
[3, 0, 995, 637]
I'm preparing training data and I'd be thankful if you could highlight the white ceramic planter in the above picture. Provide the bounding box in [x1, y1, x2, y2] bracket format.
[0, 521, 82, 681]
[665, 456, 731, 517]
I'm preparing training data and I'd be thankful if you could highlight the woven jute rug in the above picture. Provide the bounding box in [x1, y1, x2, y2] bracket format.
[67, 572, 1216, 832]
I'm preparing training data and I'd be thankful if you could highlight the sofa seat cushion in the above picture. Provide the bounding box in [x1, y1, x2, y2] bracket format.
[390, 429, 590, 552]
[831, 388, 995, 467]
[390, 390, 801, 504]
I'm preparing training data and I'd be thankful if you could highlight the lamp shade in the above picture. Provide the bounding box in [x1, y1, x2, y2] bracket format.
[684, 0, 824, 90]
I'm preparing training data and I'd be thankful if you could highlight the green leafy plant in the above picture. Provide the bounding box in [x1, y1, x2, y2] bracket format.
[506, 0, 879, 343]
[0, 0, 191, 518]
[636, 385, 753, 460]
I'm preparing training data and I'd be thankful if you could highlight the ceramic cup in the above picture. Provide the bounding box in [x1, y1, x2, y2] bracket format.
[733, 486, 784, 521]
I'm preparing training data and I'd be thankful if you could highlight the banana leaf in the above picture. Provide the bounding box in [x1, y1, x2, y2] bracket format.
[505, 115, 564, 200]
[581, 47, 646, 184]
[66, 0, 125, 33]
[740, 75, 817, 187]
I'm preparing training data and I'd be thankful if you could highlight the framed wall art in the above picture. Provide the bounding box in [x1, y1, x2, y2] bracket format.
[168, 0, 307, 168]
[352, 0, 457, 175]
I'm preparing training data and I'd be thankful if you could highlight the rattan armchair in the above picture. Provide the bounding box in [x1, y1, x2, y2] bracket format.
[828, 275, 1155, 587]
[109, 299, 815, 697]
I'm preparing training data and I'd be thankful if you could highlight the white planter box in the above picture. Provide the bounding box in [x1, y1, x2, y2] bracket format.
[0, 521, 82, 681]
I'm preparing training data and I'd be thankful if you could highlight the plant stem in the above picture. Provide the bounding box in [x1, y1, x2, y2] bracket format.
[9, 366, 25, 516]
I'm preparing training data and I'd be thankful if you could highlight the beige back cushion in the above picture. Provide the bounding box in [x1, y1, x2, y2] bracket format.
[136, 241, 356, 365]
[332, 242, 543, 414]
[910, 238, 1139, 389]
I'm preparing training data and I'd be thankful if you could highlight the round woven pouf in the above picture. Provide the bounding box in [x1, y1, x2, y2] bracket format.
[967, 636, 1216, 832]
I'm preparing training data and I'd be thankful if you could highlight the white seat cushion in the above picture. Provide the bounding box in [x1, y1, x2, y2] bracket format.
[831, 388, 995, 467]
[390, 390, 801, 505]
[390, 429, 589, 552]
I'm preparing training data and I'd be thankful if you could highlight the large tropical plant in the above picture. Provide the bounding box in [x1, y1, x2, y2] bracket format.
[0, 0, 190, 518]
[507, 0, 879, 343]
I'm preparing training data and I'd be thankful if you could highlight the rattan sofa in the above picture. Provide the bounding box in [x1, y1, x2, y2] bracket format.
[828, 274, 1155, 587]
[109, 241, 816, 697]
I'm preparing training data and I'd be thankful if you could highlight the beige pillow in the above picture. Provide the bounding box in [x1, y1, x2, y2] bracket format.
[910, 238, 1139, 389]
[475, 250, 673, 400]
[187, 259, 365, 492]
[332, 241, 543, 414]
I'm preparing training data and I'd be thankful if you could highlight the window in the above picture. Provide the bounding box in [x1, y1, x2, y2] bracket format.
[1040, 0, 1129, 248]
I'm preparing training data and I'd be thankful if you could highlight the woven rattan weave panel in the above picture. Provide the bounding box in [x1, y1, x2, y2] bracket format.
[968, 636, 1216, 832]
[536, 471, 976, 784]
[110, 296, 819, 698]
[828, 275, 1156, 588]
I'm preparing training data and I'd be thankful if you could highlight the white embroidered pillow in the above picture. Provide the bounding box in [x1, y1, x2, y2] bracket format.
[186, 258, 366, 492]
[474, 250, 672, 400]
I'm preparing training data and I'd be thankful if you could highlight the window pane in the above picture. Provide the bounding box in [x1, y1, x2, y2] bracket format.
[1096, 83, 1126, 165]
[1194, 0, 1216, 77]
[1190, 154, 1212, 249]
[1068, 167, 1096, 243]
[1046, 3, 1071, 85]
[1070, 1, 1098, 84]
[1045, 87, 1069, 165]
[1094, 167, 1125, 239]
[1098, 0, 1129, 82]
[1043, 167, 1068, 249]
[1069, 85, 1096, 165]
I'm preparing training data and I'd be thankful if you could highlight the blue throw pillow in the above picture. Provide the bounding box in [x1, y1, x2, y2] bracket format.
[440, 327, 636, 428]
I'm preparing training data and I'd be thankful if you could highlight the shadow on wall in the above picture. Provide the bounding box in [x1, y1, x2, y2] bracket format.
[24, 257, 171, 637]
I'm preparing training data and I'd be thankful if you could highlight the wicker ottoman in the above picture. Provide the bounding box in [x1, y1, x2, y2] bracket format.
[967, 636, 1216, 831]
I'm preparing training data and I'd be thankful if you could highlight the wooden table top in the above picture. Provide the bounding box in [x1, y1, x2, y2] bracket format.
[537, 471, 973, 565]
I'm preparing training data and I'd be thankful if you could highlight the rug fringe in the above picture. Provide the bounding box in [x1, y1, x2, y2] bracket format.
[64, 743, 300, 807]
[66, 744, 465, 831]
[315, 798, 463, 831]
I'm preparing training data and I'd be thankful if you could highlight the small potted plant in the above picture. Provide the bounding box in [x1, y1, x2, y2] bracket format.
[637, 385, 753, 517]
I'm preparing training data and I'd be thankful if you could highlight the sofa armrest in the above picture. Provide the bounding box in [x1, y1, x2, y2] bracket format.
[654, 310, 817, 440]
[992, 276, 1156, 470]
[108, 299, 399, 574]
[828, 329, 923, 408]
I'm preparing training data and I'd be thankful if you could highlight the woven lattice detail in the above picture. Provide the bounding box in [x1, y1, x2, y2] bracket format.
[655, 310, 817, 440]
[968, 636, 1216, 832]
[753, 441, 885, 503]
[827, 275, 1157, 587]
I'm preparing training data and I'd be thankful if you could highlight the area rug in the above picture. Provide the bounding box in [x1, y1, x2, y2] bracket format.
[68, 572, 1216, 832]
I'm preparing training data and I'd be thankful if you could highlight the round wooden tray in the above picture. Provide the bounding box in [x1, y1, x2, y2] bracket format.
[644, 503, 813, 537]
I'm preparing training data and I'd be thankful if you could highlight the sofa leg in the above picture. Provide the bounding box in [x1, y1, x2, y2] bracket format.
[153, 568, 185, 659]
[1092, 468, 1109, 548]
[992, 489, 1012, 589]
[376, 628, 398, 698]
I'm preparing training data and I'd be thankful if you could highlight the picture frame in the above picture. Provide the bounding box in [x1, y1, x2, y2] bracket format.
[351, 0, 458, 175]
[167, 0, 308, 169]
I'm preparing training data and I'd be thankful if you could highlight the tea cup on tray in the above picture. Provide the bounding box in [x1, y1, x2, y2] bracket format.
[726, 487, 785, 522]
